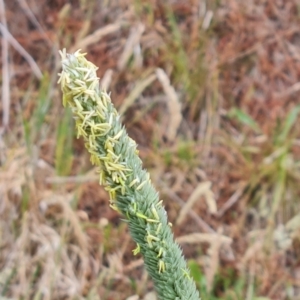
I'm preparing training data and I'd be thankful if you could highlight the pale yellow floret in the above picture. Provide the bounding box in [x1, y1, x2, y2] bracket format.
[132, 202, 137, 213]
[151, 205, 159, 220]
[132, 243, 141, 255]
[95, 94, 107, 111]
[74, 98, 84, 111]
[109, 203, 120, 212]
[99, 171, 105, 185]
[158, 260, 166, 273]
[107, 188, 116, 201]
[157, 248, 164, 258]
[129, 178, 139, 187]
[108, 113, 114, 126]
[146, 218, 160, 223]
[107, 149, 120, 161]
[88, 135, 97, 151]
[136, 212, 147, 220]
[105, 140, 114, 152]
[90, 154, 101, 165]
[136, 179, 148, 191]
[181, 268, 191, 279]
[88, 78, 100, 91]
[81, 110, 96, 127]
[74, 78, 87, 87]
[109, 185, 124, 193]
[59, 48, 67, 60]
[156, 200, 163, 207]
[101, 92, 110, 107]
[111, 129, 123, 141]
[111, 172, 118, 182]
[156, 223, 162, 235]
[76, 123, 88, 138]
[105, 161, 130, 173]
[147, 234, 160, 242]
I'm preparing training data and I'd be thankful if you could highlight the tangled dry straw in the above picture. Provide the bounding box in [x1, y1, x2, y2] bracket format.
[0, 150, 91, 299]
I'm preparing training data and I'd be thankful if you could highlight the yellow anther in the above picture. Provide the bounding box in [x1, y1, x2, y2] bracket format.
[181, 268, 191, 279]
[132, 243, 140, 255]
[110, 203, 120, 212]
[151, 205, 159, 220]
[157, 248, 164, 258]
[136, 180, 148, 191]
[146, 218, 160, 223]
[136, 212, 147, 220]
[156, 223, 162, 235]
[158, 260, 166, 273]
[156, 200, 163, 208]
[112, 129, 123, 141]
[129, 178, 139, 187]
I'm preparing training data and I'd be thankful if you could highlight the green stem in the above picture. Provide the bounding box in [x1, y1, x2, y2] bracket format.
[58, 49, 200, 300]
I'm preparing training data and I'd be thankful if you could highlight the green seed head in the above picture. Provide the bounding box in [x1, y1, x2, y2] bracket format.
[58, 49, 201, 300]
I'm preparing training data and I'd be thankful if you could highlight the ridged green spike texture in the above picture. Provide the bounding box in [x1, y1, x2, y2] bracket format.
[58, 49, 201, 300]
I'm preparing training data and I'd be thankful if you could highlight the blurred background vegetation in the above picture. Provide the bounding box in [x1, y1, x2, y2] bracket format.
[1, 0, 300, 299]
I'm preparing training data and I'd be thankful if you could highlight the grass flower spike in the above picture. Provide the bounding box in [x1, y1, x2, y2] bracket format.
[58, 49, 201, 300]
